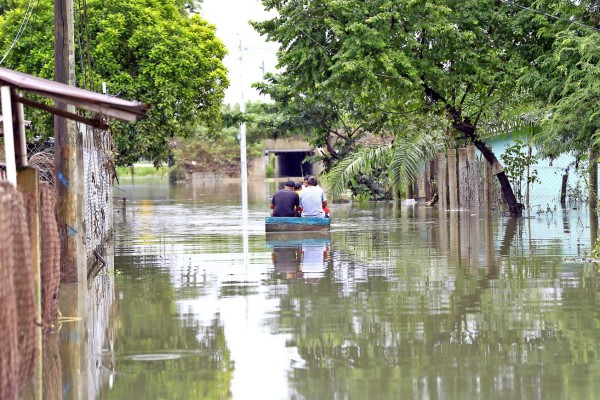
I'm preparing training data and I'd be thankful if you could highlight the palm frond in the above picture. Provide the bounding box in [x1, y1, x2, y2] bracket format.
[326, 144, 392, 199]
[326, 131, 443, 200]
[388, 132, 442, 191]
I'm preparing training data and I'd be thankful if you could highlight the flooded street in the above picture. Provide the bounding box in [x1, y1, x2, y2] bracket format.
[84, 178, 600, 399]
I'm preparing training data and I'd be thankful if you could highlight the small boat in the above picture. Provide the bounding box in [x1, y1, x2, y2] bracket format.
[265, 216, 330, 232]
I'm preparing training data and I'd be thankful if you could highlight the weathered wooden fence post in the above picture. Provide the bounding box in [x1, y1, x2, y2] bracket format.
[447, 149, 458, 210]
[467, 145, 480, 212]
[17, 167, 42, 400]
[590, 147, 598, 245]
[482, 146, 492, 212]
[437, 153, 447, 211]
[458, 147, 468, 209]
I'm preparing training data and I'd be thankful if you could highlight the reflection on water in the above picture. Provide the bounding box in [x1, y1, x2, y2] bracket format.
[267, 233, 331, 280]
[53, 178, 600, 399]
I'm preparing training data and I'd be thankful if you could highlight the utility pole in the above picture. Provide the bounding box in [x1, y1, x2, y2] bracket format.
[54, 0, 86, 283]
[239, 38, 248, 221]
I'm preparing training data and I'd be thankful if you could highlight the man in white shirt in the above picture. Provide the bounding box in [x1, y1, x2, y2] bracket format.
[299, 176, 327, 218]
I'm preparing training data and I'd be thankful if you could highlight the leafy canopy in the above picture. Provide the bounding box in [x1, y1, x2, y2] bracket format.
[254, 0, 547, 137]
[0, 0, 228, 166]
[253, 0, 550, 211]
[517, 1, 600, 159]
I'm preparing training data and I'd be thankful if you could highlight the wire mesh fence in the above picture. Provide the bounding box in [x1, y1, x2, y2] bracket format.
[0, 123, 115, 397]
[0, 184, 20, 400]
[0, 182, 37, 399]
[82, 124, 115, 261]
[505, 162, 589, 213]
[11, 123, 116, 262]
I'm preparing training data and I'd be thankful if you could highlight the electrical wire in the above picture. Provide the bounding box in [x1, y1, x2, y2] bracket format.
[0, 0, 38, 65]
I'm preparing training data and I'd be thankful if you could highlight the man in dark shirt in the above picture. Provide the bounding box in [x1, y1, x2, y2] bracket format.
[270, 180, 300, 217]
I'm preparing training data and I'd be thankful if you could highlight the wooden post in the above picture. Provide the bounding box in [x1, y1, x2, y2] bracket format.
[590, 148, 598, 246]
[590, 148, 598, 210]
[406, 179, 414, 200]
[17, 167, 42, 400]
[482, 146, 492, 212]
[449, 211, 460, 266]
[55, 0, 86, 282]
[447, 149, 458, 210]
[469, 214, 479, 268]
[458, 147, 468, 209]
[466, 145, 476, 161]
[560, 168, 568, 208]
[437, 153, 447, 211]
[467, 145, 479, 211]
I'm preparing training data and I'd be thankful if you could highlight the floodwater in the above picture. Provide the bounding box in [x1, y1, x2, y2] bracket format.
[55, 178, 600, 400]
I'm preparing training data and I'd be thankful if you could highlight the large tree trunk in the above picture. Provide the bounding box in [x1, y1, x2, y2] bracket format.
[473, 139, 523, 217]
[423, 86, 522, 217]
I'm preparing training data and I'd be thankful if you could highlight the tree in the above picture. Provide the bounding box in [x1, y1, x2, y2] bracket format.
[0, 0, 228, 166]
[326, 130, 443, 200]
[253, 0, 556, 216]
[517, 1, 600, 160]
[254, 73, 391, 171]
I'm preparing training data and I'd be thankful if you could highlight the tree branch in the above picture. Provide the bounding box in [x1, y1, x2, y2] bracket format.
[459, 83, 472, 109]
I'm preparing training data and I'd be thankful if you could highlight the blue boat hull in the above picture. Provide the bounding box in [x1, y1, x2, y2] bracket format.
[265, 217, 330, 232]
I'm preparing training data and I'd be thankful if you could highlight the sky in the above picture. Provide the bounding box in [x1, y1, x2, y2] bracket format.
[200, 0, 280, 105]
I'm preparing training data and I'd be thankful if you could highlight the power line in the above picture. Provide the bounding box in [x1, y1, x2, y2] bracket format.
[0, 0, 39, 65]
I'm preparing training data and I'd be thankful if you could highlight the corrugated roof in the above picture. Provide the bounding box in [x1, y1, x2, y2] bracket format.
[0, 67, 149, 122]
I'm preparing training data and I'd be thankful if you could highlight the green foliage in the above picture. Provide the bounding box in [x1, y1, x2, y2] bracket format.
[173, 125, 242, 174]
[590, 242, 600, 260]
[253, 0, 539, 135]
[0, 0, 228, 166]
[347, 171, 392, 201]
[252, 0, 549, 212]
[326, 131, 442, 200]
[499, 137, 539, 204]
[517, 1, 600, 159]
[115, 165, 169, 178]
[173, 101, 278, 174]
[265, 153, 275, 178]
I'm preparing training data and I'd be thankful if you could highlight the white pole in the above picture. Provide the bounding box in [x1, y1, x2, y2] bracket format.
[2, 85, 17, 185]
[239, 39, 249, 221]
[17, 102, 27, 167]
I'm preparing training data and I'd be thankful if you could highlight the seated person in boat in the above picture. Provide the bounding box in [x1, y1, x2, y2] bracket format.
[270, 180, 300, 217]
[294, 181, 304, 216]
[299, 176, 327, 218]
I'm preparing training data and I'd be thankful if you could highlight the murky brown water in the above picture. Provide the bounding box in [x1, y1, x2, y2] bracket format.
[56, 178, 600, 400]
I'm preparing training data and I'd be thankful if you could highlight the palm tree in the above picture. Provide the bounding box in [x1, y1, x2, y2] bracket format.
[325, 132, 442, 200]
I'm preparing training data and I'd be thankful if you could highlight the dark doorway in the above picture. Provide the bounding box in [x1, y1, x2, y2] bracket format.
[276, 151, 314, 178]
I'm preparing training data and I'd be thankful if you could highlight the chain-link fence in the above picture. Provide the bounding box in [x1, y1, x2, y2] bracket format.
[489, 138, 592, 213]
[81, 124, 115, 261]
[2, 123, 116, 262]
